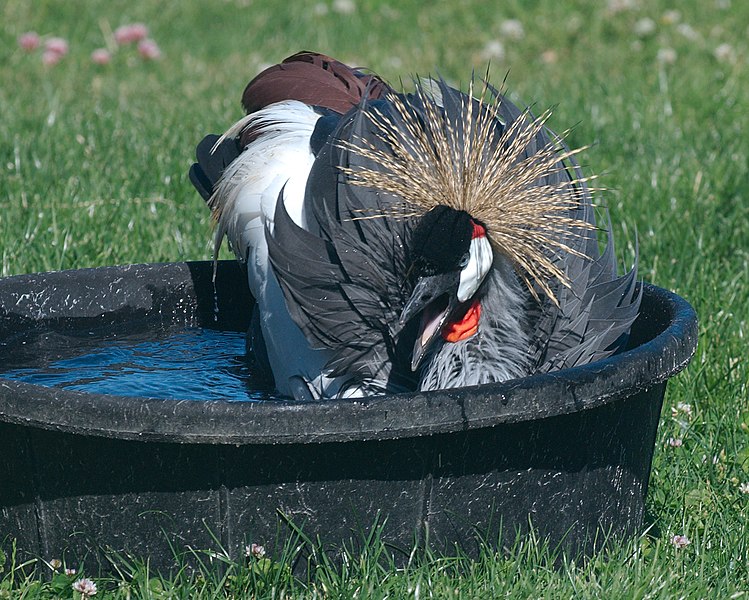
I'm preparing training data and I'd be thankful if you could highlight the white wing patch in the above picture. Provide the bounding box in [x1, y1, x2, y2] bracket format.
[210, 100, 321, 271]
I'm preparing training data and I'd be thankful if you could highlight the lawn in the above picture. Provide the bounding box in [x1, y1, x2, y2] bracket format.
[1, 0, 748, 597]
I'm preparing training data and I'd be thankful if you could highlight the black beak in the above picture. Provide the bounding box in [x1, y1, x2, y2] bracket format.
[400, 272, 460, 371]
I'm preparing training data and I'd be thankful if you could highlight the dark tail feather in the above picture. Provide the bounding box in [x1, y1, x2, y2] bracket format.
[189, 134, 242, 204]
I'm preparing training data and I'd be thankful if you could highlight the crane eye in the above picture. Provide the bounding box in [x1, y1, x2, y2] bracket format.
[458, 252, 470, 268]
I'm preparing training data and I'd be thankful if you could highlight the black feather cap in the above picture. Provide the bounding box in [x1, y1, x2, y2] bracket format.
[410, 206, 475, 276]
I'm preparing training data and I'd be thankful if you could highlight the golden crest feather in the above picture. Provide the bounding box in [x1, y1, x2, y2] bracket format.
[338, 79, 597, 305]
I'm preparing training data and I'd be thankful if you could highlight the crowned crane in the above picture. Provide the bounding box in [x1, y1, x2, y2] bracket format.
[190, 51, 641, 401]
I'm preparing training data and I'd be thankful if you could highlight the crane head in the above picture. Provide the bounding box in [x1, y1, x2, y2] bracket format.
[400, 206, 493, 370]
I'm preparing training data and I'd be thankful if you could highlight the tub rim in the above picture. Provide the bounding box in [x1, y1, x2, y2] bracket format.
[0, 261, 698, 445]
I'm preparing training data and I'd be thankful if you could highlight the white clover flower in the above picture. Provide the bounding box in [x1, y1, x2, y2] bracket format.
[739, 482, 749, 494]
[667, 437, 683, 447]
[385, 55, 403, 69]
[671, 534, 691, 549]
[72, 577, 97, 596]
[540, 50, 558, 64]
[481, 40, 505, 61]
[676, 23, 700, 41]
[499, 19, 525, 40]
[657, 48, 677, 64]
[634, 18, 657, 37]
[566, 15, 582, 32]
[661, 9, 681, 25]
[671, 402, 693, 418]
[607, 0, 638, 15]
[245, 542, 266, 559]
[332, 0, 356, 15]
[714, 43, 735, 63]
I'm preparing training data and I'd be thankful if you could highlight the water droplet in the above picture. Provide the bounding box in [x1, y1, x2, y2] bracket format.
[212, 272, 219, 322]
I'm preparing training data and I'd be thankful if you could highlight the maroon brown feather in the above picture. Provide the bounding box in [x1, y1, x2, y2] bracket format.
[241, 51, 390, 116]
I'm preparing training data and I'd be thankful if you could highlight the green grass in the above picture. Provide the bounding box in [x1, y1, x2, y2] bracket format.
[2, 0, 749, 597]
[0, 531, 737, 599]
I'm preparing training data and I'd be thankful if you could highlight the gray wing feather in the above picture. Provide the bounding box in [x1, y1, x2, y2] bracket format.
[267, 101, 417, 394]
[527, 121, 642, 372]
[265, 193, 353, 350]
[532, 214, 641, 372]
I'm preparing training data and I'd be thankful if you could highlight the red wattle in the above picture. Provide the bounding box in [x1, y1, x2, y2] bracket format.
[470, 220, 486, 239]
[441, 299, 481, 343]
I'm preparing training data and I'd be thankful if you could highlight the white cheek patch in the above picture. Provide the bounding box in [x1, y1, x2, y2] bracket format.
[457, 236, 493, 302]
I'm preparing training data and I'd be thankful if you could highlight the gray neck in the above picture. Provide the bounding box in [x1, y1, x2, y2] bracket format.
[418, 257, 531, 391]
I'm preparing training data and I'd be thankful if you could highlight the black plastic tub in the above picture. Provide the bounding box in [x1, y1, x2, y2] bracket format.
[0, 260, 697, 570]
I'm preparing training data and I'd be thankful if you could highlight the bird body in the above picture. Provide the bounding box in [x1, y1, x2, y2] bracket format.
[191, 53, 393, 399]
[190, 52, 641, 401]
